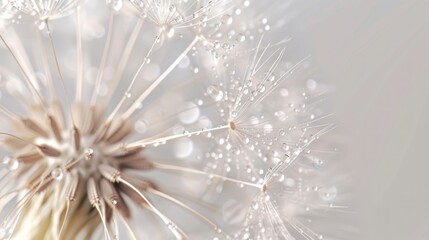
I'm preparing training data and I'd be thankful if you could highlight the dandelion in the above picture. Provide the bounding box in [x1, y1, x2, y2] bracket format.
[0, 0, 346, 239]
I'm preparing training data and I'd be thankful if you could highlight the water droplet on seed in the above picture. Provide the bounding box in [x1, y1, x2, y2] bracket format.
[207, 85, 224, 101]
[2, 156, 19, 171]
[221, 14, 233, 25]
[51, 168, 64, 181]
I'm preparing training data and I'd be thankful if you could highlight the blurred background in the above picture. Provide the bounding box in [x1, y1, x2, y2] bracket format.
[294, 1, 429, 239]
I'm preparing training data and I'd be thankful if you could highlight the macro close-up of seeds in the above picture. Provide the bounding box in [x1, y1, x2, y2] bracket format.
[3, 0, 426, 240]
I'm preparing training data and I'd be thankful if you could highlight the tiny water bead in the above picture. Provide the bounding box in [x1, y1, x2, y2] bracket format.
[1, 156, 19, 171]
[221, 14, 233, 25]
[51, 167, 64, 181]
[108, 0, 123, 11]
[207, 85, 224, 101]
[85, 148, 94, 160]
[236, 33, 246, 42]
[319, 186, 338, 201]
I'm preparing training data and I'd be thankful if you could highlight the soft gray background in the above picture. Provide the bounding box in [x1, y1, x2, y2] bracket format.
[298, 1, 429, 239]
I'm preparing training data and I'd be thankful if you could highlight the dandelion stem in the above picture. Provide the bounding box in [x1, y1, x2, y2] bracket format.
[117, 213, 138, 240]
[91, 12, 115, 106]
[153, 163, 263, 190]
[0, 33, 46, 108]
[105, 32, 161, 124]
[128, 124, 228, 148]
[36, 28, 55, 102]
[103, 19, 144, 110]
[148, 188, 219, 230]
[44, 19, 76, 126]
[58, 200, 70, 239]
[118, 178, 188, 240]
[75, 8, 84, 102]
[95, 204, 112, 240]
[121, 36, 199, 119]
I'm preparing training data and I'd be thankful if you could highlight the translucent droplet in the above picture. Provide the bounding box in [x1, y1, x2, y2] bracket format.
[306, 79, 318, 90]
[124, 92, 131, 98]
[135, 120, 148, 133]
[207, 85, 224, 101]
[236, 33, 246, 42]
[174, 139, 194, 158]
[284, 178, 295, 187]
[51, 168, 64, 181]
[319, 186, 337, 201]
[251, 201, 259, 210]
[166, 27, 175, 38]
[36, 20, 46, 30]
[221, 14, 233, 25]
[110, 0, 123, 11]
[263, 124, 273, 134]
[179, 102, 200, 124]
[257, 83, 266, 93]
[243, 232, 250, 239]
[2, 156, 19, 171]
[85, 148, 94, 161]
[280, 88, 289, 97]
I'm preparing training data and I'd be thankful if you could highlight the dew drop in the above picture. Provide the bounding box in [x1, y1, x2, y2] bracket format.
[51, 168, 64, 181]
[135, 120, 148, 133]
[207, 85, 224, 101]
[319, 186, 338, 201]
[174, 139, 194, 158]
[166, 27, 175, 38]
[306, 79, 318, 90]
[179, 102, 200, 124]
[257, 83, 265, 93]
[85, 148, 94, 161]
[110, 0, 123, 11]
[243, 232, 250, 239]
[2, 156, 19, 171]
[251, 201, 259, 210]
[36, 20, 46, 30]
[280, 88, 289, 97]
[221, 14, 233, 25]
[236, 33, 246, 42]
[277, 174, 285, 182]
